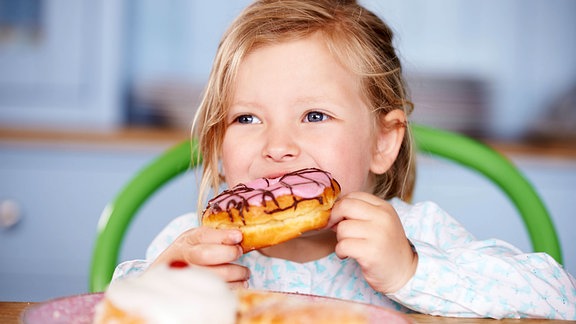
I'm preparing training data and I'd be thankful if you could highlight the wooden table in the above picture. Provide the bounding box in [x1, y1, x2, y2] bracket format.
[2, 301, 572, 323]
[1, 302, 34, 323]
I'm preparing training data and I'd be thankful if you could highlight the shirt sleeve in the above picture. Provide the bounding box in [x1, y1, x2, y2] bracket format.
[387, 200, 576, 320]
[112, 212, 199, 281]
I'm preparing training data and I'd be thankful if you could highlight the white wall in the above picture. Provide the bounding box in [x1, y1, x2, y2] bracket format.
[365, 0, 576, 139]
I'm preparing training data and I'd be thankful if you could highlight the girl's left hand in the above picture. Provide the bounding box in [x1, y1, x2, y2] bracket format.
[327, 192, 418, 294]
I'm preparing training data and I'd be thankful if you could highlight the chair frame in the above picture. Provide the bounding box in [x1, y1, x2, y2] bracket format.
[412, 125, 561, 261]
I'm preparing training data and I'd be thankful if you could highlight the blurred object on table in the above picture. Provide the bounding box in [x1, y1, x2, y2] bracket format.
[126, 80, 204, 130]
[525, 83, 576, 146]
[0, 0, 43, 45]
[407, 73, 490, 138]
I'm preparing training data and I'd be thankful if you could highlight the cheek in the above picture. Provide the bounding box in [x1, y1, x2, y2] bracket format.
[329, 162, 373, 195]
[221, 130, 263, 186]
[319, 139, 375, 195]
[221, 134, 233, 166]
[221, 134, 246, 185]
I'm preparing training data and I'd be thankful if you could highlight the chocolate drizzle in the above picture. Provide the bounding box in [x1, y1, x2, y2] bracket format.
[205, 168, 340, 224]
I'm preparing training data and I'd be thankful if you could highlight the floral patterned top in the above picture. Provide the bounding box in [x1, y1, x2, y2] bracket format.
[113, 198, 576, 320]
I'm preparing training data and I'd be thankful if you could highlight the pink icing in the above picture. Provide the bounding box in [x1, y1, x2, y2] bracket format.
[206, 168, 339, 214]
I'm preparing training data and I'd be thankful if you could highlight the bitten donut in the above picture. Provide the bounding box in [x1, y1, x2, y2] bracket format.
[201, 168, 341, 252]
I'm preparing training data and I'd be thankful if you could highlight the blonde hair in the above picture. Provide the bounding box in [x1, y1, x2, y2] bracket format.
[192, 0, 415, 206]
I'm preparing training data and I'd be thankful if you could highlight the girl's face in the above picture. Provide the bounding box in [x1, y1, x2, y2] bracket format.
[221, 34, 394, 195]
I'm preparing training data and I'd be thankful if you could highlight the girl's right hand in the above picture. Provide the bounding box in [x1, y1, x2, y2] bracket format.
[150, 226, 249, 289]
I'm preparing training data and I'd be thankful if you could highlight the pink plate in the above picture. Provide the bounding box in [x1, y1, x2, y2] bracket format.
[22, 291, 410, 323]
[22, 293, 104, 324]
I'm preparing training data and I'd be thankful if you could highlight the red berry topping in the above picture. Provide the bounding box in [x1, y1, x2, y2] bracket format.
[169, 260, 188, 268]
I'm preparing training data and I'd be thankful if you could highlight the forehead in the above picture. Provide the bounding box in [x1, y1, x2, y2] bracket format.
[232, 35, 363, 105]
[243, 31, 363, 78]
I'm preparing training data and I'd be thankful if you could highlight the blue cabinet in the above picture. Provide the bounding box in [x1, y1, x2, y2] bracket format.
[0, 142, 198, 301]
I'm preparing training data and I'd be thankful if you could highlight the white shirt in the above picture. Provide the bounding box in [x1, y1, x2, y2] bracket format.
[114, 199, 576, 319]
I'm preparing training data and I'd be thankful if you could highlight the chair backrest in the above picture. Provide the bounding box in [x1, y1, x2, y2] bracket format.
[89, 124, 562, 292]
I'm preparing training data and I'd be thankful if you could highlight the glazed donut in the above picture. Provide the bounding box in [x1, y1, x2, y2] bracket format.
[201, 168, 341, 252]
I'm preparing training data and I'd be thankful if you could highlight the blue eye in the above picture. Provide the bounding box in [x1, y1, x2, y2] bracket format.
[235, 114, 261, 124]
[305, 111, 329, 123]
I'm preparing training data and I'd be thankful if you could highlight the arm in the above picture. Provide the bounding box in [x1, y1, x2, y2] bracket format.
[388, 200, 576, 320]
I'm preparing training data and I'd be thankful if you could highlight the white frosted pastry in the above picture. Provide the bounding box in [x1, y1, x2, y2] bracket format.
[93, 261, 238, 324]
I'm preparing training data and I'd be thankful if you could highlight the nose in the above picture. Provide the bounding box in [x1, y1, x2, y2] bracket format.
[262, 126, 300, 162]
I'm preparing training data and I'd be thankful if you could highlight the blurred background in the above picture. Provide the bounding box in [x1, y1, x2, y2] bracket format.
[1, 0, 575, 301]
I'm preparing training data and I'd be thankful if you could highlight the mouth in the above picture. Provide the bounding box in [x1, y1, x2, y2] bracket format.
[262, 172, 288, 180]
[261, 167, 326, 181]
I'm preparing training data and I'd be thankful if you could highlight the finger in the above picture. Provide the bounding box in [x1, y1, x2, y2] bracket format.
[331, 197, 379, 223]
[335, 237, 369, 261]
[153, 228, 243, 267]
[325, 196, 365, 229]
[200, 263, 251, 283]
[186, 226, 242, 246]
[184, 243, 243, 266]
[335, 219, 370, 241]
[326, 193, 395, 230]
[228, 280, 249, 290]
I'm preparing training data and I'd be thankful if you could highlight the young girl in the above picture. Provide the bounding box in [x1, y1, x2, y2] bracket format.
[114, 0, 576, 319]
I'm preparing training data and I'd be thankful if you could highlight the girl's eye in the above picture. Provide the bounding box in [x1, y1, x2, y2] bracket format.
[235, 114, 261, 124]
[304, 111, 329, 123]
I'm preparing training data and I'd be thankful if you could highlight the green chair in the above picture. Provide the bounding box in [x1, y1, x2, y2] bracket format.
[89, 124, 562, 293]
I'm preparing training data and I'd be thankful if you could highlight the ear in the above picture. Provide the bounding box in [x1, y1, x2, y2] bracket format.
[370, 109, 406, 175]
